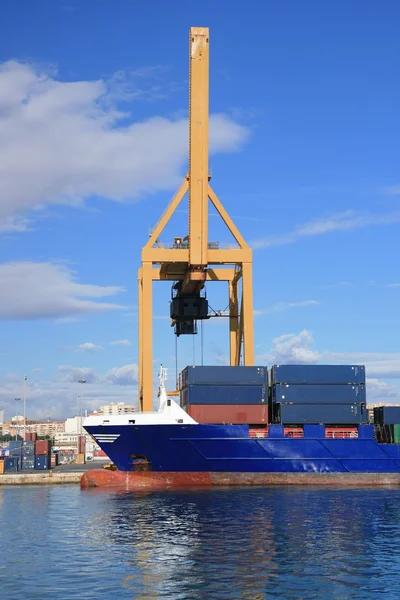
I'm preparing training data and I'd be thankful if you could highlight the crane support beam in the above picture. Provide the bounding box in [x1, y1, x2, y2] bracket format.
[144, 179, 188, 250]
[150, 267, 237, 281]
[189, 27, 209, 267]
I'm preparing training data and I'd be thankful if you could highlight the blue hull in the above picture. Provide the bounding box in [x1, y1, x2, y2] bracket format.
[85, 423, 400, 474]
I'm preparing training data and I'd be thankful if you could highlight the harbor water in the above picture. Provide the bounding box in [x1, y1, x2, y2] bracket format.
[1, 485, 400, 599]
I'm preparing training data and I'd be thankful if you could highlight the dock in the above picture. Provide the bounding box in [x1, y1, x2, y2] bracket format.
[0, 472, 83, 485]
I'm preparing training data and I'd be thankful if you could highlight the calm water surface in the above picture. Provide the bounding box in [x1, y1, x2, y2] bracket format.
[1, 485, 400, 599]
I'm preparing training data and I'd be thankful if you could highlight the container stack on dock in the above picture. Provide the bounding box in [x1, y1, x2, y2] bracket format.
[35, 440, 51, 470]
[271, 365, 367, 425]
[179, 366, 268, 424]
[374, 406, 400, 443]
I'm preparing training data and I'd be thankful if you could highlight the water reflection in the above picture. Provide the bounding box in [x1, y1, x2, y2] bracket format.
[1, 486, 400, 599]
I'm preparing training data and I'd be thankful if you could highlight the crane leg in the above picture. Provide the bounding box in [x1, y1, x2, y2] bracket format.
[242, 262, 255, 365]
[141, 262, 153, 411]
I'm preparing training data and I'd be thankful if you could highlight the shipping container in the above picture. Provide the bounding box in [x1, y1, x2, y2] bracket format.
[4, 456, 19, 472]
[9, 441, 23, 455]
[273, 403, 367, 425]
[184, 404, 268, 424]
[22, 441, 35, 455]
[180, 365, 268, 389]
[35, 440, 51, 455]
[374, 406, 400, 425]
[0, 460, 4, 475]
[35, 455, 50, 470]
[271, 364, 365, 385]
[31, 433, 37, 442]
[25, 432, 32, 441]
[21, 458, 35, 471]
[75, 452, 86, 465]
[50, 453, 58, 467]
[181, 384, 267, 406]
[271, 384, 365, 405]
[78, 435, 86, 454]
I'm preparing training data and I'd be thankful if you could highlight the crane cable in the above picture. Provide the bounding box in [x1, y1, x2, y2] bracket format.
[175, 333, 178, 390]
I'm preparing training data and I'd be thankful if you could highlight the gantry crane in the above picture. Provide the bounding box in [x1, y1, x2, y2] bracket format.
[138, 27, 254, 411]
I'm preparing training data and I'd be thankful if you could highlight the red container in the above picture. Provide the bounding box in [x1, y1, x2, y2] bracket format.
[25, 432, 32, 441]
[35, 440, 50, 455]
[284, 427, 304, 438]
[31, 432, 37, 442]
[325, 427, 358, 439]
[78, 436, 86, 454]
[185, 404, 268, 424]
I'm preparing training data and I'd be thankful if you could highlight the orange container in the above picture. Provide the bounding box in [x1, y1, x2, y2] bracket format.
[35, 440, 50, 455]
[185, 404, 268, 424]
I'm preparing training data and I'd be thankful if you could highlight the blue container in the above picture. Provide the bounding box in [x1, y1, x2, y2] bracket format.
[378, 406, 400, 425]
[271, 384, 365, 405]
[181, 384, 267, 405]
[22, 441, 35, 454]
[21, 458, 35, 471]
[180, 366, 268, 389]
[9, 441, 23, 455]
[35, 455, 50, 470]
[273, 403, 367, 425]
[271, 364, 365, 385]
[4, 456, 19, 472]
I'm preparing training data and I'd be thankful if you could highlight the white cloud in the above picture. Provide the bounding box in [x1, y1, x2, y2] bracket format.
[0, 261, 125, 320]
[0, 363, 141, 420]
[111, 339, 132, 346]
[256, 329, 400, 381]
[252, 210, 400, 249]
[386, 283, 400, 288]
[0, 216, 32, 232]
[78, 342, 104, 353]
[268, 330, 320, 364]
[381, 185, 400, 196]
[0, 60, 249, 226]
[366, 378, 399, 402]
[255, 300, 319, 316]
[55, 363, 138, 386]
[106, 364, 138, 386]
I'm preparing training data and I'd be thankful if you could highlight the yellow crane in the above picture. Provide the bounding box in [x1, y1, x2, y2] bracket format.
[138, 27, 254, 411]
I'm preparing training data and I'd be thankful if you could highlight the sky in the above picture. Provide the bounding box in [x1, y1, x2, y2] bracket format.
[0, 0, 399, 419]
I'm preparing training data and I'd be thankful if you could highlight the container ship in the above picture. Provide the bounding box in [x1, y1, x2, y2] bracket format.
[82, 365, 400, 488]
[81, 28, 400, 489]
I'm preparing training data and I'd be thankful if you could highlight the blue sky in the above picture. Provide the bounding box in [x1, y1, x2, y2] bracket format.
[0, 0, 399, 418]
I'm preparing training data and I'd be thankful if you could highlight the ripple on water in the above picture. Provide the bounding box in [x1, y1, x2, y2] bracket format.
[1, 485, 400, 599]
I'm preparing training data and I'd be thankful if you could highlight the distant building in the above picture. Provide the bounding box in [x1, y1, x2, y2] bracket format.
[0, 409, 4, 425]
[91, 402, 136, 416]
[26, 421, 65, 437]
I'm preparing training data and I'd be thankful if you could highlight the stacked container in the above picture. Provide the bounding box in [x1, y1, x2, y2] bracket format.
[4, 456, 19, 472]
[35, 439, 51, 470]
[374, 407, 400, 443]
[179, 366, 268, 424]
[271, 365, 367, 425]
[9, 441, 23, 470]
[21, 441, 35, 470]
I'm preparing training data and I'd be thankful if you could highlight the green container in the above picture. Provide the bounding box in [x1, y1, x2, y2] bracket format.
[393, 424, 400, 444]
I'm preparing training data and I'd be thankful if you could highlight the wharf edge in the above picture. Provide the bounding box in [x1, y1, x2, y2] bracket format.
[0, 472, 84, 485]
[81, 470, 400, 490]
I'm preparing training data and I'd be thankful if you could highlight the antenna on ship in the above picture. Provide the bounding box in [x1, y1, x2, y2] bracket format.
[158, 365, 168, 392]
